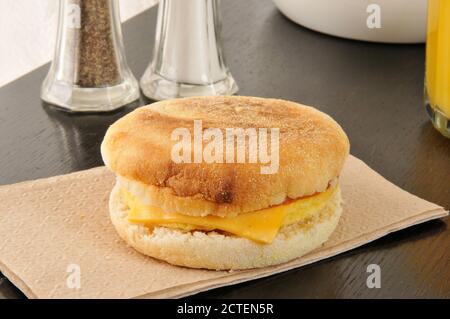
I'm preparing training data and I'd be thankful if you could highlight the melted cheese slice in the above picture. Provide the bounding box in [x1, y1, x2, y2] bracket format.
[124, 186, 337, 244]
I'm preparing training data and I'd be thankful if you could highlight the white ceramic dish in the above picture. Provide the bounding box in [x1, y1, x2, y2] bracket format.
[273, 0, 427, 43]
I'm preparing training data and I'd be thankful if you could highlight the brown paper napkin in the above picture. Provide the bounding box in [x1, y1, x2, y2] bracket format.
[0, 155, 447, 298]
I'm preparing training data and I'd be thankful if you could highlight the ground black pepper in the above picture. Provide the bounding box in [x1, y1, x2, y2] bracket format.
[42, 0, 139, 111]
[76, 0, 120, 87]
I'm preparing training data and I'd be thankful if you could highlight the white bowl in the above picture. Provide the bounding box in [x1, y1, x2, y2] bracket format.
[273, 0, 427, 43]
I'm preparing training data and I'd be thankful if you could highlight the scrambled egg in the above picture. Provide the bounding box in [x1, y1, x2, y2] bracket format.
[123, 186, 337, 244]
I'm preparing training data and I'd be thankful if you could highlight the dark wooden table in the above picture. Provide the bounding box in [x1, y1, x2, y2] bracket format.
[1, 0, 449, 298]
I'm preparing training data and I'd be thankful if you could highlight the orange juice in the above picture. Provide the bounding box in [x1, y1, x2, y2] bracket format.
[426, 0, 450, 137]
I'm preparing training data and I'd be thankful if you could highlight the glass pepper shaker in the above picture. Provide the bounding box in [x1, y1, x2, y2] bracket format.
[140, 0, 238, 101]
[41, 0, 139, 112]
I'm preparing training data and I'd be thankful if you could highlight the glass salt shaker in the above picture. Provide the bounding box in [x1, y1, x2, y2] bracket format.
[140, 0, 238, 101]
[41, 0, 139, 112]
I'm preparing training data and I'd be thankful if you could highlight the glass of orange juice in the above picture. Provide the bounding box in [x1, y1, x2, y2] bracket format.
[426, 0, 450, 138]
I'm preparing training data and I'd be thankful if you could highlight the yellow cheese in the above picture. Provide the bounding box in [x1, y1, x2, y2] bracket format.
[124, 186, 337, 244]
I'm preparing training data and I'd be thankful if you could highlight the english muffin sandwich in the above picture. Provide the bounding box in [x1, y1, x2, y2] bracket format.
[101, 96, 349, 270]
